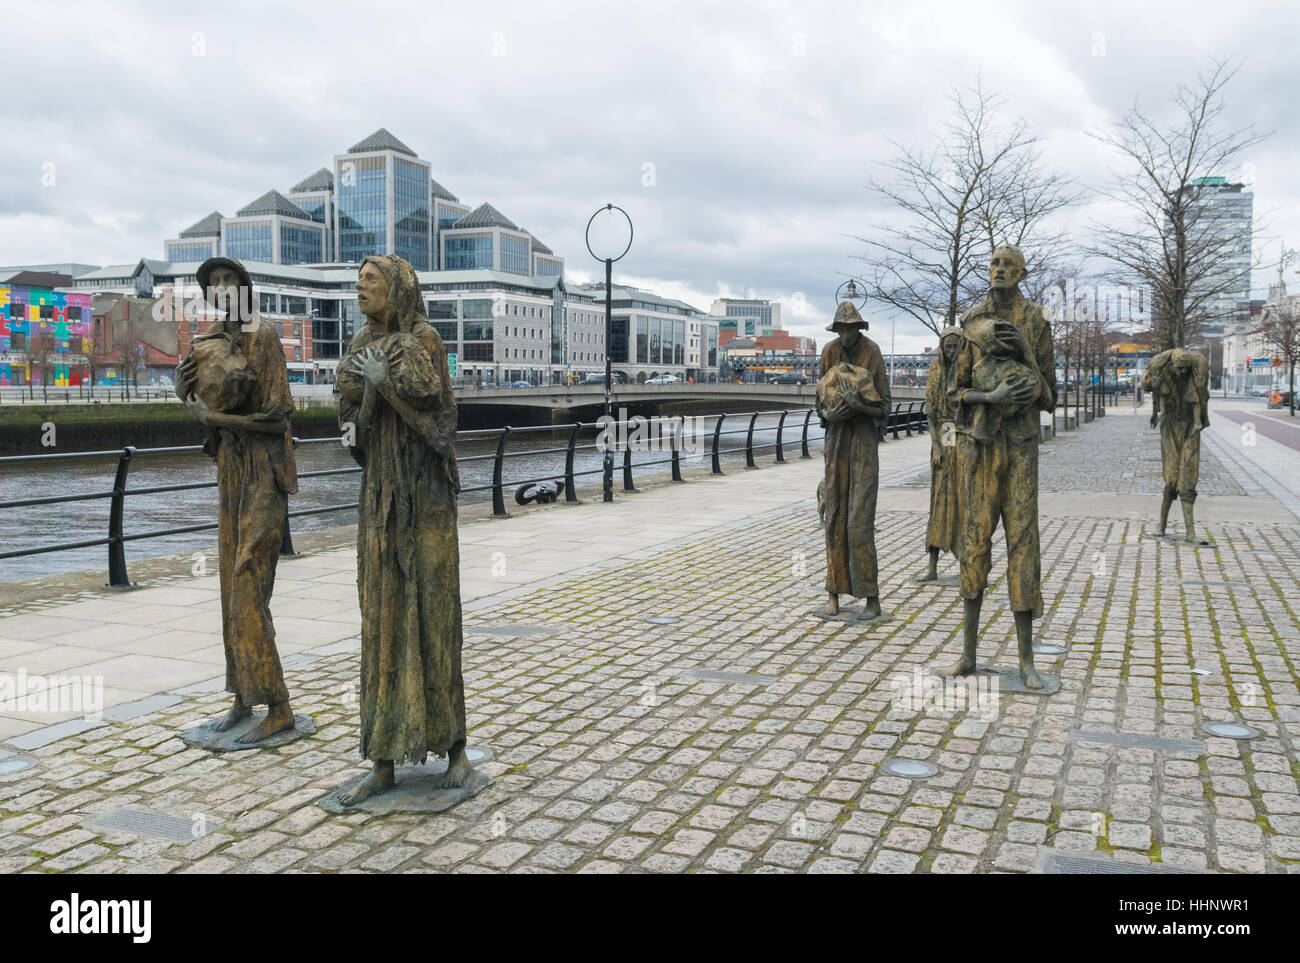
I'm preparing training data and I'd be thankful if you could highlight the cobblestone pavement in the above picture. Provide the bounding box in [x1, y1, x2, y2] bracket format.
[896, 404, 1248, 496]
[1, 417, 1298, 874]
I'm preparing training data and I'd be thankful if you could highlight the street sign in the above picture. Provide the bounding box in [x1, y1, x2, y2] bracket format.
[447, 352, 458, 377]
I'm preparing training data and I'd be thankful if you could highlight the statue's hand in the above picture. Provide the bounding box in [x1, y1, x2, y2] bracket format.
[349, 346, 389, 389]
[822, 401, 852, 423]
[175, 357, 198, 400]
[1149, 412, 1159, 429]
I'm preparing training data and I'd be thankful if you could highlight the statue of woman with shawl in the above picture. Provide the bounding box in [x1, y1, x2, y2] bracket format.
[335, 255, 469, 805]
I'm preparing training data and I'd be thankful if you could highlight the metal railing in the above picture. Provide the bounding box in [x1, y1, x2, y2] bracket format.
[0, 402, 926, 587]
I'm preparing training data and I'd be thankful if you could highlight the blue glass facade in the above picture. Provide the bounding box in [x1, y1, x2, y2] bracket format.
[280, 224, 323, 264]
[292, 192, 333, 261]
[165, 240, 218, 262]
[535, 257, 562, 277]
[393, 158, 431, 270]
[501, 234, 530, 275]
[445, 235, 493, 270]
[337, 155, 386, 263]
[227, 221, 274, 262]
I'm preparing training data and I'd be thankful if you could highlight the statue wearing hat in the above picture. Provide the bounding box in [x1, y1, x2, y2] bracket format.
[916, 326, 963, 583]
[1141, 347, 1210, 543]
[942, 246, 1056, 690]
[174, 257, 299, 743]
[813, 301, 891, 621]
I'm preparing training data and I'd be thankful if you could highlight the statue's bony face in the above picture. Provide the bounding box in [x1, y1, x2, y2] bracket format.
[207, 266, 241, 314]
[989, 250, 1024, 290]
[837, 325, 860, 347]
[357, 262, 390, 320]
[941, 335, 961, 364]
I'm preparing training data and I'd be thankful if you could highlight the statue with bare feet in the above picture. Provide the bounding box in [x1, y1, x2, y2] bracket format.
[175, 257, 298, 744]
[813, 301, 890, 623]
[335, 255, 470, 806]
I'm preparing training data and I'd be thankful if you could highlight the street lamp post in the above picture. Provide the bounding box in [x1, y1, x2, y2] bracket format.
[585, 203, 634, 503]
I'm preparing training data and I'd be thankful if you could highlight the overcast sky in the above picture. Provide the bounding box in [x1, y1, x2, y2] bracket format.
[3, 0, 1296, 351]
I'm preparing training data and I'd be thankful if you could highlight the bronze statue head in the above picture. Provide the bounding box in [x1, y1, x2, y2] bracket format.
[939, 326, 962, 364]
[989, 245, 1026, 291]
[197, 257, 254, 328]
[357, 254, 425, 333]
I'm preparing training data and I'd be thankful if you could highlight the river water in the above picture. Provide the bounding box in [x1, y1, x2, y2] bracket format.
[0, 412, 826, 582]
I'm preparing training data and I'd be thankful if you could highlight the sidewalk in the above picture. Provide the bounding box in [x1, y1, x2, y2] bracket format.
[1, 410, 1297, 874]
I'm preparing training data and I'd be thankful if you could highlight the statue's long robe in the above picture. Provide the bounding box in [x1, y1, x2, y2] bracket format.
[924, 353, 960, 554]
[817, 334, 890, 599]
[339, 320, 465, 765]
[189, 317, 297, 706]
[1141, 349, 1209, 497]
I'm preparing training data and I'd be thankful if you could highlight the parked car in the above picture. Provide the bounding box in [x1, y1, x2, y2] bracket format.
[646, 374, 679, 384]
[510, 380, 533, 389]
[769, 373, 809, 385]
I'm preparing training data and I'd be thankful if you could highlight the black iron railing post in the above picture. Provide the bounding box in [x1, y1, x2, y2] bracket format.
[492, 427, 511, 517]
[622, 434, 636, 492]
[801, 408, 813, 458]
[744, 412, 758, 468]
[106, 446, 137, 588]
[711, 413, 725, 474]
[904, 401, 915, 436]
[775, 410, 787, 463]
[670, 415, 684, 482]
[891, 403, 902, 440]
[564, 423, 580, 502]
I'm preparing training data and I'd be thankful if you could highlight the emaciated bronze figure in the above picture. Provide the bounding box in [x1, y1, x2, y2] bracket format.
[916, 326, 963, 582]
[1142, 348, 1210, 542]
[945, 245, 1056, 690]
[336, 254, 470, 806]
[175, 257, 298, 743]
[814, 301, 891, 622]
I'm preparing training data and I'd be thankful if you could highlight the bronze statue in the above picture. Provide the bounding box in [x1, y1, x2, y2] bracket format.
[174, 257, 298, 743]
[335, 254, 470, 806]
[945, 245, 1056, 690]
[1141, 348, 1210, 542]
[814, 302, 890, 622]
[916, 327, 963, 582]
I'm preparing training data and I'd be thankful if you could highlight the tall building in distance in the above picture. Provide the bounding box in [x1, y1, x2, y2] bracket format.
[163, 128, 563, 277]
[1182, 175, 1253, 340]
[710, 297, 782, 340]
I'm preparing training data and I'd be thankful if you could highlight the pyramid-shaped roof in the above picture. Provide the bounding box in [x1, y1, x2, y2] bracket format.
[236, 189, 311, 220]
[290, 167, 334, 193]
[525, 231, 554, 255]
[430, 177, 458, 202]
[179, 211, 223, 238]
[453, 202, 519, 232]
[347, 128, 416, 157]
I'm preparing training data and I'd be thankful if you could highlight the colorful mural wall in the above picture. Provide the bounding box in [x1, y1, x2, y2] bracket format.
[0, 285, 93, 386]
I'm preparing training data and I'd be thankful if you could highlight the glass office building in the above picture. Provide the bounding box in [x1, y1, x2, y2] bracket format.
[164, 128, 562, 278]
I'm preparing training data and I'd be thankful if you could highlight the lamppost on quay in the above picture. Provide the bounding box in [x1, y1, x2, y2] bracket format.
[585, 203, 633, 503]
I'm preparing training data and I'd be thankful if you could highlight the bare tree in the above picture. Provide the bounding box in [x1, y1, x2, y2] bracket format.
[852, 76, 1078, 339]
[1256, 296, 1300, 416]
[1087, 60, 1267, 350]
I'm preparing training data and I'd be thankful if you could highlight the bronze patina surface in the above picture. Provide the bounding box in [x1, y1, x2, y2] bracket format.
[944, 246, 1056, 690]
[813, 301, 890, 622]
[917, 326, 963, 583]
[333, 254, 472, 807]
[174, 256, 299, 745]
[1142, 348, 1210, 543]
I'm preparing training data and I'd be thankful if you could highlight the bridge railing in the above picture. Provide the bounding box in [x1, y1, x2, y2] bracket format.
[0, 401, 925, 588]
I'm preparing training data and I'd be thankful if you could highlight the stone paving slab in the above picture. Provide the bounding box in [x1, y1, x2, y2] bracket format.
[0, 410, 1297, 874]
